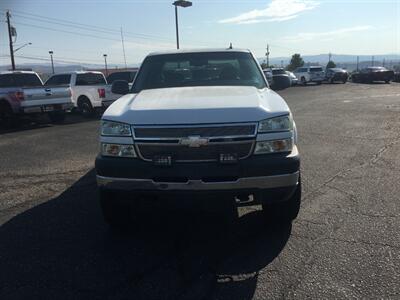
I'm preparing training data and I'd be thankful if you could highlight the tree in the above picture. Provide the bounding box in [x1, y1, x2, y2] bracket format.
[287, 54, 304, 71]
[326, 60, 336, 68]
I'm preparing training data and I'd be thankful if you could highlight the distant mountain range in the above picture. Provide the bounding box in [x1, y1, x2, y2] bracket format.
[1, 53, 399, 74]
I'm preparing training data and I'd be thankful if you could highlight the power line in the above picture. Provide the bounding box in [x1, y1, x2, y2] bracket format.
[9, 9, 177, 42]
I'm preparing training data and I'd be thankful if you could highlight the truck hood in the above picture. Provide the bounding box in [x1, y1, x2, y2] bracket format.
[103, 86, 290, 125]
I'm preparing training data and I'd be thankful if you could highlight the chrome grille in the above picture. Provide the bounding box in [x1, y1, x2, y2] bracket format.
[134, 123, 257, 162]
[134, 124, 256, 139]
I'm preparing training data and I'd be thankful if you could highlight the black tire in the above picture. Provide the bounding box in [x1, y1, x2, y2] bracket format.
[262, 177, 301, 223]
[385, 80, 390, 84]
[316, 81, 322, 85]
[0, 101, 18, 128]
[342, 79, 347, 84]
[78, 97, 95, 117]
[99, 189, 131, 231]
[48, 111, 66, 123]
[301, 77, 307, 86]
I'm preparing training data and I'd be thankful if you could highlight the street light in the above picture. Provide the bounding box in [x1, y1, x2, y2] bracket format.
[172, 0, 192, 49]
[14, 42, 32, 53]
[103, 54, 108, 77]
[49, 50, 55, 74]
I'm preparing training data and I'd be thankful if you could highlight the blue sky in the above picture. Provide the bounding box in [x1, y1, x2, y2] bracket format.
[0, 0, 399, 67]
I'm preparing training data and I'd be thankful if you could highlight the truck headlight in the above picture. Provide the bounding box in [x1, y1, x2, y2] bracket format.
[101, 120, 131, 136]
[258, 115, 293, 133]
[101, 143, 137, 158]
[254, 139, 293, 154]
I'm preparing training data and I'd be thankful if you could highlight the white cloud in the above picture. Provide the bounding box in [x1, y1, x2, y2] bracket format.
[219, 0, 319, 25]
[280, 26, 374, 42]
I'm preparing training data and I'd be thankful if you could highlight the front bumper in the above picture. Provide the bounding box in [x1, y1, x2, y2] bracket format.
[96, 146, 300, 197]
[97, 172, 299, 192]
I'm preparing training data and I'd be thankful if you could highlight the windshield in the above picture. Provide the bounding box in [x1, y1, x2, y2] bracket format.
[310, 67, 323, 72]
[107, 71, 137, 84]
[0, 74, 43, 87]
[132, 52, 267, 93]
[272, 69, 286, 75]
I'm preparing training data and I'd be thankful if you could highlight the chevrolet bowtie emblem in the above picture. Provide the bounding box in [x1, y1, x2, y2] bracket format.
[179, 136, 209, 148]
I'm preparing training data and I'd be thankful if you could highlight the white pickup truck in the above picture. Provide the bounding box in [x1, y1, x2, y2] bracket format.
[95, 49, 301, 229]
[0, 71, 72, 127]
[45, 71, 116, 116]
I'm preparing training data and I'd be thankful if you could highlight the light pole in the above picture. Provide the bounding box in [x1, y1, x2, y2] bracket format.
[49, 50, 55, 74]
[14, 42, 32, 53]
[172, 0, 192, 49]
[103, 54, 108, 76]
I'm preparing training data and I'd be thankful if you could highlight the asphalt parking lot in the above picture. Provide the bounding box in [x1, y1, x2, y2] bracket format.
[1, 82, 400, 299]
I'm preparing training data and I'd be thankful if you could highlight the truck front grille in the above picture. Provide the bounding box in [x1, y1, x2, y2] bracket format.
[137, 141, 254, 162]
[134, 124, 256, 139]
[133, 123, 257, 162]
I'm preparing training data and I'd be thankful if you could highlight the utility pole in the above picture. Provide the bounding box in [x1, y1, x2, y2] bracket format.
[103, 54, 108, 76]
[120, 27, 127, 69]
[328, 52, 332, 62]
[265, 44, 270, 68]
[281, 60, 284, 68]
[382, 58, 385, 67]
[371, 56, 374, 67]
[356, 56, 359, 71]
[6, 11, 16, 71]
[49, 50, 54, 74]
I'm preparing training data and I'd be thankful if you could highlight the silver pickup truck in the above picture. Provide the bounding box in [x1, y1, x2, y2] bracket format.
[0, 71, 72, 127]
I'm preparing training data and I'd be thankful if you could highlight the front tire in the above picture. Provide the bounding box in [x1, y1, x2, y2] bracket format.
[99, 189, 131, 231]
[262, 177, 301, 223]
[301, 77, 307, 86]
[0, 102, 18, 128]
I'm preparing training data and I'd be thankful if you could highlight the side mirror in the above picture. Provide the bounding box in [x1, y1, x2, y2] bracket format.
[111, 80, 130, 95]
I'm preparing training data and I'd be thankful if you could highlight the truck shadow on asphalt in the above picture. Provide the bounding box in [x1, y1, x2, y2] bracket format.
[0, 113, 100, 135]
[0, 170, 291, 300]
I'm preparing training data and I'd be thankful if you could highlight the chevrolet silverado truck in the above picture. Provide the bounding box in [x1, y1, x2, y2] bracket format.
[95, 49, 301, 229]
[45, 71, 115, 116]
[0, 71, 72, 127]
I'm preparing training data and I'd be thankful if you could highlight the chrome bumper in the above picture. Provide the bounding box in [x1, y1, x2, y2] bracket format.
[96, 172, 299, 191]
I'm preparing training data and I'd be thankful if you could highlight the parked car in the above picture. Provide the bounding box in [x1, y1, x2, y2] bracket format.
[263, 69, 273, 85]
[325, 68, 348, 83]
[0, 71, 72, 127]
[391, 72, 400, 83]
[269, 68, 291, 90]
[105, 71, 137, 107]
[96, 48, 301, 229]
[351, 67, 394, 83]
[45, 71, 115, 115]
[293, 66, 325, 85]
[106, 71, 137, 85]
[286, 71, 298, 86]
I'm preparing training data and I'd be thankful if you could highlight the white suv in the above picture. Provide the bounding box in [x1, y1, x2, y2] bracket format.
[293, 66, 324, 85]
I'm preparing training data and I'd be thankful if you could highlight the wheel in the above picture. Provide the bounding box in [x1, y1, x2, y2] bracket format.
[48, 111, 66, 123]
[262, 177, 301, 223]
[385, 80, 390, 84]
[301, 77, 307, 86]
[78, 97, 95, 117]
[316, 81, 322, 85]
[342, 79, 347, 84]
[0, 101, 18, 128]
[99, 189, 131, 231]
[329, 78, 334, 84]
